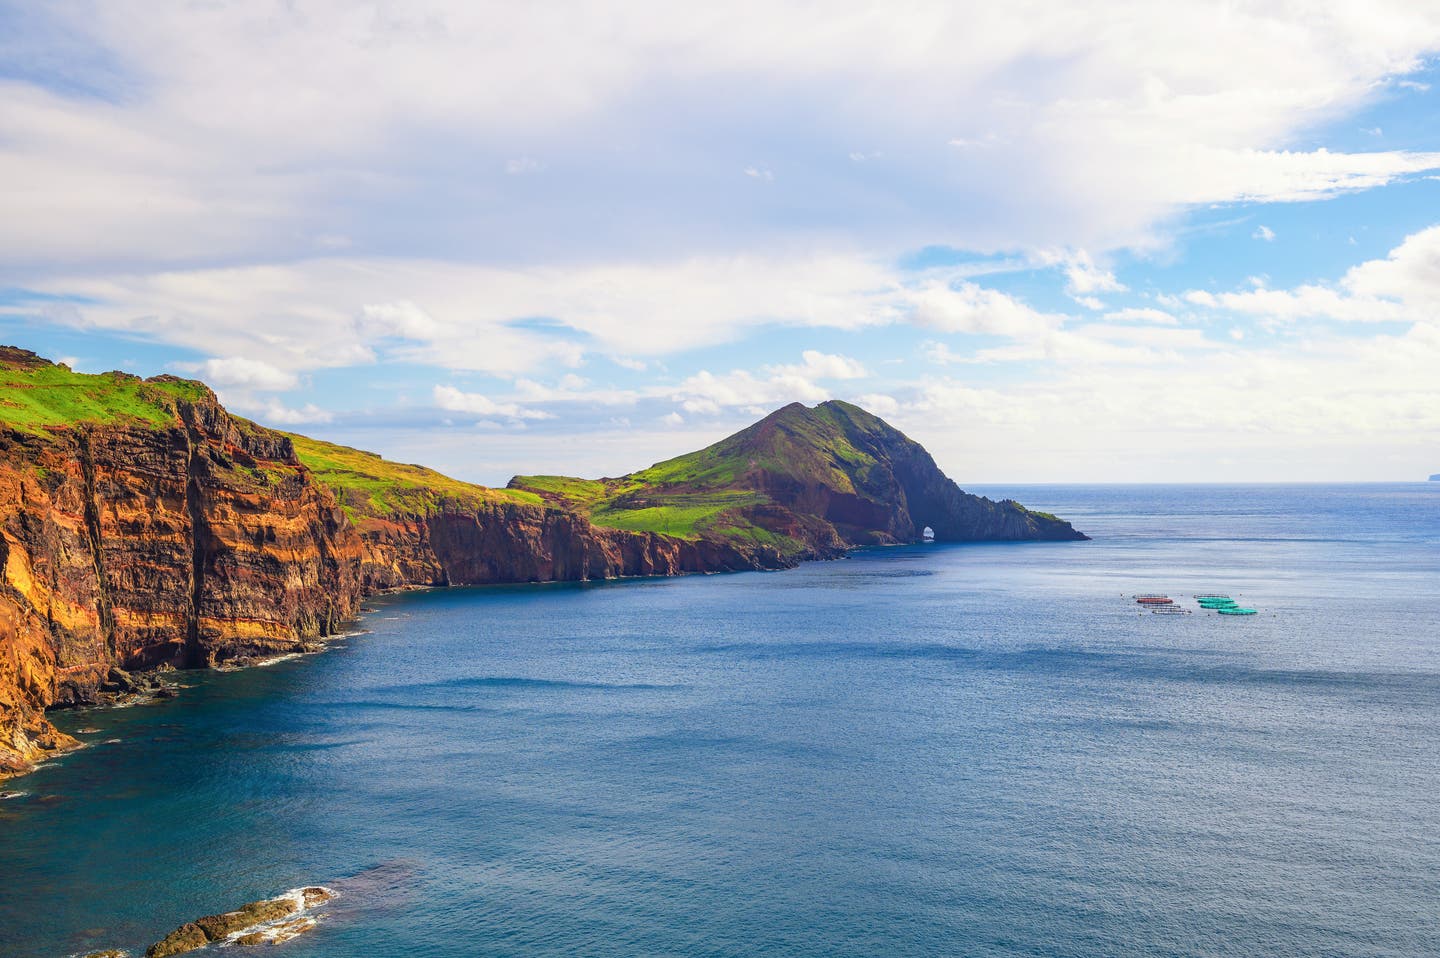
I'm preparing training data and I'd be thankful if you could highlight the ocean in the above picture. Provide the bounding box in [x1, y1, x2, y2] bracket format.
[2, 484, 1438, 957]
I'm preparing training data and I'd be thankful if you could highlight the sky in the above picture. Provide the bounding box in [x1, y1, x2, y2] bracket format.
[3, 1, 1440, 485]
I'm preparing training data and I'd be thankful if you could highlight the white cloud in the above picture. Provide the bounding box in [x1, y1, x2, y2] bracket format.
[1184, 224, 1440, 324]
[195, 357, 298, 391]
[3, 1, 1440, 269]
[853, 392, 900, 417]
[1104, 307, 1179, 325]
[908, 281, 1062, 338]
[433, 384, 552, 420]
[254, 401, 334, 426]
[671, 350, 871, 412]
[1254, 224, 1277, 241]
[26, 253, 906, 377]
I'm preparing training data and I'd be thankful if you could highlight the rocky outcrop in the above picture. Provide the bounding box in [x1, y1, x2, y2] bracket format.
[146, 888, 334, 956]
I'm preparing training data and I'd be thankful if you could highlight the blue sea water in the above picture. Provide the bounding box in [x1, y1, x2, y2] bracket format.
[2, 484, 1439, 957]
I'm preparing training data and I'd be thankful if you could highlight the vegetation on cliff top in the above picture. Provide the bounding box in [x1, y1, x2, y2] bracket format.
[0, 347, 210, 436]
[288, 432, 541, 520]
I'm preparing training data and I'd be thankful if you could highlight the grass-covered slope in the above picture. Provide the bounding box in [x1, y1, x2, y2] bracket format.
[512, 400, 1087, 553]
[0, 346, 211, 435]
[287, 433, 540, 521]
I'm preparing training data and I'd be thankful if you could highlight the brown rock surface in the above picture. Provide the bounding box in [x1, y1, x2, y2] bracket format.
[145, 922, 209, 957]
[1, 362, 361, 776]
[193, 896, 299, 941]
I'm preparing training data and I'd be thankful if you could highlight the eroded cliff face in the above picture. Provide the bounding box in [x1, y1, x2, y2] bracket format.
[0, 385, 363, 777]
[354, 501, 793, 592]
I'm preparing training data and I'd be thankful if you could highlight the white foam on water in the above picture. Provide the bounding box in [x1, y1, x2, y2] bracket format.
[253, 652, 303, 667]
[214, 886, 339, 947]
[1, 790, 28, 800]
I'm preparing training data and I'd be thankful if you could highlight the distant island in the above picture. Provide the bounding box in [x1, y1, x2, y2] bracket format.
[0, 345, 1085, 777]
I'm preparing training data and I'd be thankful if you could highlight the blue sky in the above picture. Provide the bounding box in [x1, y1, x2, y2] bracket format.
[3, 2, 1440, 483]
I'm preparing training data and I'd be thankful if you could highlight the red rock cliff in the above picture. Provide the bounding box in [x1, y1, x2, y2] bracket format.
[1, 377, 362, 776]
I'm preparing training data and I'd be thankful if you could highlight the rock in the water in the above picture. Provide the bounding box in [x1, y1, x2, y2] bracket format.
[193, 897, 298, 941]
[299, 886, 334, 909]
[145, 922, 209, 957]
[79, 951, 128, 958]
[144, 889, 333, 955]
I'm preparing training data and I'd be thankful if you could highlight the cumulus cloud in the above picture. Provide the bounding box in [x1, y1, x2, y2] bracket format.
[433, 384, 552, 420]
[192, 357, 298, 391]
[1254, 225, 1277, 241]
[3, 1, 1440, 270]
[252, 401, 334, 426]
[22, 253, 914, 377]
[1184, 224, 1440, 324]
[672, 350, 871, 413]
[1104, 307, 1179, 325]
[908, 281, 1062, 338]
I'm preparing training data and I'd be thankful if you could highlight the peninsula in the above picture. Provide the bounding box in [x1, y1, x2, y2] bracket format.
[0, 346, 1084, 776]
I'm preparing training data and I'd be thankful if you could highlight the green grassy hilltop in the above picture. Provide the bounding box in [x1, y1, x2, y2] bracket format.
[0, 347, 211, 436]
[511, 400, 1085, 553]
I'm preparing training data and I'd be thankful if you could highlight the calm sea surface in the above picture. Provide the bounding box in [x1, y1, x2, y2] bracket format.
[3, 484, 1439, 957]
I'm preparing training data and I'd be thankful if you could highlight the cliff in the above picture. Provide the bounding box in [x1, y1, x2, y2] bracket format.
[0, 348, 360, 776]
[2, 350, 1084, 777]
[285, 434, 790, 593]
